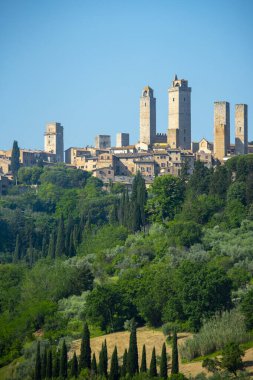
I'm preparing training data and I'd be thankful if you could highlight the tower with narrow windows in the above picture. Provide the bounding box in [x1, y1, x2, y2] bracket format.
[139, 86, 156, 146]
[214, 101, 230, 161]
[235, 104, 248, 155]
[167, 75, 191, 150]
[44, 122, 64, 162]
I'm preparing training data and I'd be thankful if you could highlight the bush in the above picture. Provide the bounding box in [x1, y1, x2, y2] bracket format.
[180, 309, 250, 361]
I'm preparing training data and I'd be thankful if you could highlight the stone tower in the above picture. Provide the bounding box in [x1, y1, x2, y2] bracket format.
[235, 104, 248, 155]
[44, 122, 64, 162]
[140, 86, 156, 146]
[213, 102, 230, 161]
[167, 75, 191, 150]
[116, 133, 129, 147]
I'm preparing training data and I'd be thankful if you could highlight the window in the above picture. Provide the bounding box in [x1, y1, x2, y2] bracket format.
[108, 170, 111, 174]
[173, 98, 175, 102]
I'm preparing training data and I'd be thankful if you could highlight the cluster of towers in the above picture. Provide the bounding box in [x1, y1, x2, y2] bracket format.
[214, 102, 248, 161]
[139, 75, 249, 162]
[139, 75, 191, 150]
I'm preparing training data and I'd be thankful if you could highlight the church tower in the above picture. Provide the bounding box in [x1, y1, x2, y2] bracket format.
[167, 75, 191, 150]
[139, 86, 156, 146]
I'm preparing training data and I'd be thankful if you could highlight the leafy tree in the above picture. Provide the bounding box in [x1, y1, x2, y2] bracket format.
[147, 175, 185, 223]
[240, 288, 253, 330]
[227, 182, 247, 205]
[121, 349, 128, 377]
[46, 349, 53, 379]
[188, 160, 211, 195]
[171, 331, 179, 375]
[85, 283, 133, 332]
[209, 165, 230, 199]
[10, 140, 20, 178]
[221, 343, 244, 375]
[160, 343, 167, 379]
[127, 323, 139, 376]
[60, 339, 68, 378]
[91, 352, 97, 375]
[34, 342, 41, 380]
[149, 347, 157, 377]
[71, 352, 79, 378]
[140, 344, 147, 373]
[55, 215, 65, 257]
[79, 323, 91, 370]
[166, 221, 202, 248]
[109, 346, 119, 380]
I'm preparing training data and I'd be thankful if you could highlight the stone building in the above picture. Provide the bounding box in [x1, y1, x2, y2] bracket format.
[235, 104, 248, 155]
[139, 86, 156, 146]
[95, 135, 111, 149]
[167, 75, 191, 150]
[44, 122, 64, 162]
[116, 133, 129, 147]
[213, 101, 230, 161]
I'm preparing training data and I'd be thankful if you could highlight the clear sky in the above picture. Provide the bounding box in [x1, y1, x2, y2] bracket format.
[0, 0, 252, 150]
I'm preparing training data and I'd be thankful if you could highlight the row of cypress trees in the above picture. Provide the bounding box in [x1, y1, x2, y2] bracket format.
[34, 323, 179, 379]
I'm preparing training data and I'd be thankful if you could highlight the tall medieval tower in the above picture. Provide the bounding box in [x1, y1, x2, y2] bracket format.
[214, 102, 230, 161]
[44, 122, 64, 162]
[139, 86, 156, 146]
[167, 75, 191, 150]
[235, 104, 248, 155]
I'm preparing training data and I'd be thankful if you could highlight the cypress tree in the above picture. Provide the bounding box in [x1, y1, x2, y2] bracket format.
[131, 172, 147, 231]
[98, 341, 108, 377]
[41, 236, 47, 258]
[10, 140, 20, 179]
[91, 352, 97, 375]
[68, 231, 76, 257]
[55, 215, 65, 257]
[79, 322, 91, 370]
[140, 344, 147, 373]
[127, 323, 138, 376]
[41, 347, 47, 379]
[60, 340, 68, 379]
[149, 347, 157, 378]
[52, 350, 60, 378]
[121, 349, 128, 377]
[13, 234, 21, 262]
[65, 216, 74, 254]
[109, 346, 119, 380]
[47, 232, 55, 259]
[27, 235, 34, 267]
[46, 349, 53, 379]
[71, 352, 79, 378]
[34, 342, 41, 380]
[171, 331, 179, 374]
[160, 343, 167, 379]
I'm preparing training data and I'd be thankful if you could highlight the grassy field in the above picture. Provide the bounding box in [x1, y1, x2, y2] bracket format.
[70, 327, 253, 378]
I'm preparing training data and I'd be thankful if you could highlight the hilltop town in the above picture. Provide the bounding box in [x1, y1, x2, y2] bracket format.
[0, 74, 251, 191]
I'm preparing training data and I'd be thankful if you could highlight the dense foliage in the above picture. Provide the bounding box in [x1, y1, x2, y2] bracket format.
[0, 155, 253, 379]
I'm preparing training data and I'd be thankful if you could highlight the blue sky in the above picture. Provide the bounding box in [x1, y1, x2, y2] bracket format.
[0, 0, 252, 150]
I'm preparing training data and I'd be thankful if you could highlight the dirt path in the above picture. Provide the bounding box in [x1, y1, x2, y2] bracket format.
[70, 327, 253, 378]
